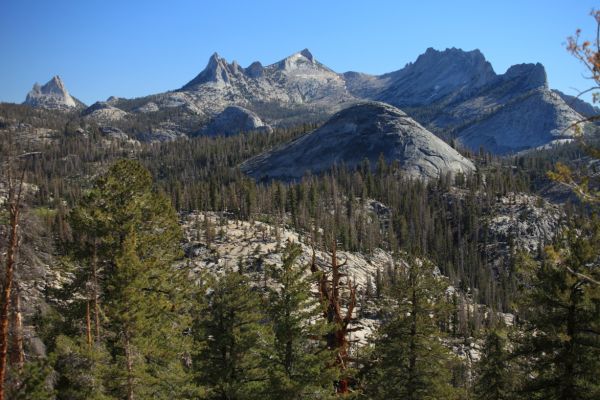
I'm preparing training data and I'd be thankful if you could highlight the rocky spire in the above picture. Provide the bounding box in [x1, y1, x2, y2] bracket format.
[24, 75, 82, 110]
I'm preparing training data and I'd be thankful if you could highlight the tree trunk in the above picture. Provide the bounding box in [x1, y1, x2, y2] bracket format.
[0, 202, 20, 400]
[10, 286, 24, 372]
[92, 239, 100, 342]
[313, 239, 356, 395]
[86, 301, 92, 347]
[124, 328, 135, 400]
[408, 275, 418, 400]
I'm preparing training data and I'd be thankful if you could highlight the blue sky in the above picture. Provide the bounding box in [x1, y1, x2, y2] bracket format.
[1, 0, 598, 105]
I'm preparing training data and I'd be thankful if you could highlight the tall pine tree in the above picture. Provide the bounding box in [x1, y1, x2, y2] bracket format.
[474, 329, 516, 400]
[266, 241, 336, 399]
[364, 257, 458, 400]
[193, 269, 271, 400]
[515, 220, 600, 400]
[62, 159, 195, 399]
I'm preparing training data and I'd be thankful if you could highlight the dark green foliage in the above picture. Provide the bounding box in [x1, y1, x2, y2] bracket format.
[5, 359, 55, 400]
[364, 258, 458, 400]
[55, 159, 196, 399]
[266, 241, 336, 399]
[514, 220, 600, 400]
[474, 330, 516, 400]
[193, 270, 271, 400]
[52, 336, 112, 400]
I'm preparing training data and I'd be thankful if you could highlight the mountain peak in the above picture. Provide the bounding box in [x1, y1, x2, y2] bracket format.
[182, 52, 240, 89]
[271, 48, 324, 72]
[300, 48, 314, 62]
[503, 63, 548, 90]
[380, 47, 496, 107]
[24, 75, 82, 110]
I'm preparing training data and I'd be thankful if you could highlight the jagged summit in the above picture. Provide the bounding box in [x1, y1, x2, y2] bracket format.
[24, 75, 84, 110]
[242, 101, 475, 181]
[182, 52, 246, 88]
[182, 48, 330, 90]
[502, 63, 548, 90]
[41, 75, 68, 95]
[377, 47, 497, 107]
[174, 49, 352, 119]
[300, 48, 314, 61]
[269, 48, 333, 73]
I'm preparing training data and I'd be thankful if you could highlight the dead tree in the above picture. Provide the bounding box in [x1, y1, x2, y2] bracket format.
[0, 157, 26, 400]
[311, 239, 359, 394]
[0, 145, 38, 400]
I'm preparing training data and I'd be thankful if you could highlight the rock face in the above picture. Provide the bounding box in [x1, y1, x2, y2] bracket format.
[198, 105, 272, 136]
[553, 89, 600, 120]
[485, 192, 564, 273]
[242, 102, 475, 181]
[117, 49, 354, 128]
[24, 76, 85, 110]
[120, 49, 354, 127]
[180, 49, 352, 108]
[455, 89, 580, 153]
[346, 48, 496, 107]
[344, 49, 583, 154]
[82, 101, 128, 122]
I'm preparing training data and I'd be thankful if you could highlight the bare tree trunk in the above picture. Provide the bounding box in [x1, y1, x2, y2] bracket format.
[86, 301, 92, 347]
[10, 286, 24, 372]
[312, 238, 357, 395]
[124, 329, 135, 400]
[0, 201, 20, 400]
[92, 239, 100, 342]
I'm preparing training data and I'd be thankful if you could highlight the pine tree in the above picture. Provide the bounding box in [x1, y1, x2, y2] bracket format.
[5, 359, 55, 400]
[52, 335, 111, 400]
[515, 221, 600, 400]
[474, 329, 515, 400]
[364, 257, 457, 400]
[193, 269, 271, 400]
[64, 159, 195, 399]
[266, 241, 336, 399]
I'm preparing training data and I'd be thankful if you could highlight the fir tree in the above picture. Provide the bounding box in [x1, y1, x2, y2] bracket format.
[52, 335, 111, 400]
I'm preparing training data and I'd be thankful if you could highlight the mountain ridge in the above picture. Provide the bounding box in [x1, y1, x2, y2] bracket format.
[21, 47, 594, 154]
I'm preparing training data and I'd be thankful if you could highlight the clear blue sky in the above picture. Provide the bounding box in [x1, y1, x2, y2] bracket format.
[1, 0, 598, 105]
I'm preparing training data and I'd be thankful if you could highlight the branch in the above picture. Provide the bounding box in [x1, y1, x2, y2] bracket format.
[566, 266, 600, 286]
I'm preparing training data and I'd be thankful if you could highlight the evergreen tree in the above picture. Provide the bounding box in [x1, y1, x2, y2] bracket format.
[193, 269, 271, 400]
[63, 159, 195, 399]
[5, 359, 55, 400]
[515, 221, 600, 400]
[364, 258, 458, 400]
[265, 241, 336, 399]
[473, 329, 515, 400]
[52, 335, 111, 400]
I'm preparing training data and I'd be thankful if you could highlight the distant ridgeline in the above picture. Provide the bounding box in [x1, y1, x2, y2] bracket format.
[15, 47, 598, 156]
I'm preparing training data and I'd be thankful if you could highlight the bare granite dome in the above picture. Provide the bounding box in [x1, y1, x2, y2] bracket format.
[242, 102, 475, 181]
[198, 105, 272, 136]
